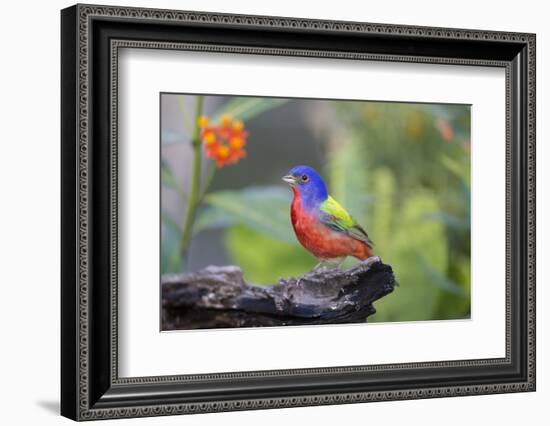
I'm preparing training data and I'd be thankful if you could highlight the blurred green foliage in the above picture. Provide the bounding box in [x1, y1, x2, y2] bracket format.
[330, 102, 471, 321]
[226, 225, 315, 284]
[162, 97, 471, 322]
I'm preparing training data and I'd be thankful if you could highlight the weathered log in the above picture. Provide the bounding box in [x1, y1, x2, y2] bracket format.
[161, 256, 396, 330]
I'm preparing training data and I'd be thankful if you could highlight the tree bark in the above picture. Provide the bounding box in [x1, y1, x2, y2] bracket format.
[162, 256, 396, 330]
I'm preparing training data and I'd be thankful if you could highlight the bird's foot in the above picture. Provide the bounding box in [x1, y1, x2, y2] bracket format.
[312, 262, 335, 272]
[312, 262, 328, 272]
[312, 258, 345, 272]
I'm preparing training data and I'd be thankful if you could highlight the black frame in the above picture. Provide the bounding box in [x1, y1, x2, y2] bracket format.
[61, 4, 536, 421]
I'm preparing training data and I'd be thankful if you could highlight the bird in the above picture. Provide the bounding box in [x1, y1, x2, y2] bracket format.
[282, 165, 374, 269]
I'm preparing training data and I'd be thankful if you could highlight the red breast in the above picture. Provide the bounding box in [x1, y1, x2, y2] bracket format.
[290, 188, 373, 261]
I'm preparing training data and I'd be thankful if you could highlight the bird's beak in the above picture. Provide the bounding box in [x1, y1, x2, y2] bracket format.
[282, 175, 297, 186]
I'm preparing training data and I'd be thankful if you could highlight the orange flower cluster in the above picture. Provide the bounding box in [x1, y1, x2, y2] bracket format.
[198, 115, 248, 168]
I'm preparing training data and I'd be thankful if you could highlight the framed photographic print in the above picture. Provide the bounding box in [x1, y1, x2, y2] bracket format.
[61, 3, 536, 421]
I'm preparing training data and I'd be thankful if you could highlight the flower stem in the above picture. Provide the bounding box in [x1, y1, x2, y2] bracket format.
[179, 96, 204, 267]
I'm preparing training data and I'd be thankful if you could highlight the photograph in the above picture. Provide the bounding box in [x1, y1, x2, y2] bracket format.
[160, 93, 471, 331]
[58, 3, 536, 420]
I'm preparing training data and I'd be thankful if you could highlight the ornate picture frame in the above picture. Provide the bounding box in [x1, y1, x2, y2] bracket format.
[61, 4, 535, 420]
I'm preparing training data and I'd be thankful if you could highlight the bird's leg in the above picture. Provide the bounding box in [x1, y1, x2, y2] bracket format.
[327, 257, 345, 269]
[312, 261, 327, 271]
[312, 257, 345, 271]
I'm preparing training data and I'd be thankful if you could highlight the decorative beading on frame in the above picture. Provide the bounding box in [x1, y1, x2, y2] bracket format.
[82, 382, 530, 420]
[526, 35, 536, 386]
[79, 4, 534, 43]
[77, 5, 91, 417]
[75, 4, 536, 420]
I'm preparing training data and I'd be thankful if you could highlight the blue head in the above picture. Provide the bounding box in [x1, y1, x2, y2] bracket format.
[282, 165, 328, 210]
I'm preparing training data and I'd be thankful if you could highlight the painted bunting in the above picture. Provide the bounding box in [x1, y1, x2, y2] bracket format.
[283, 165, 374, 269]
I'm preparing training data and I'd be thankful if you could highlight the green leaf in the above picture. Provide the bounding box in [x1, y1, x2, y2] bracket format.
[441, 154, 470, 185]
[212, 97, 289, 123]
[161, 97, 289, 145]
[176, 95, 194, 135]
[161, 210, 182, 273]
[161, 210, 181, 233]
[161, 159, 184, 199]
[224, 225, 315, 285]
[417, 255, 465, 296]
[369, 168, 396, 255]
[327, 134, 371, 220]
[422, 211, 469, 230]
[433, 256, 471, 319]
[192, 206, 235, 235]
[203, 186, 296, 244]
[370, 191, 449, 323]
[161, 129, 186, 145]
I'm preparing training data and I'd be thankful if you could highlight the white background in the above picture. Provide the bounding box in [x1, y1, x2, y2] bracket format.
[0, 0, 547, 425]
[119, 50, 505, 376]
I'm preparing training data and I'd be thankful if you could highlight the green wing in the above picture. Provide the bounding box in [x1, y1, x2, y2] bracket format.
[319, 196, 374, 248]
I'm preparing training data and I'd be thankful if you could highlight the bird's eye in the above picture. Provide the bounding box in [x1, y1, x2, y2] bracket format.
[301, 174, 309, 183]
